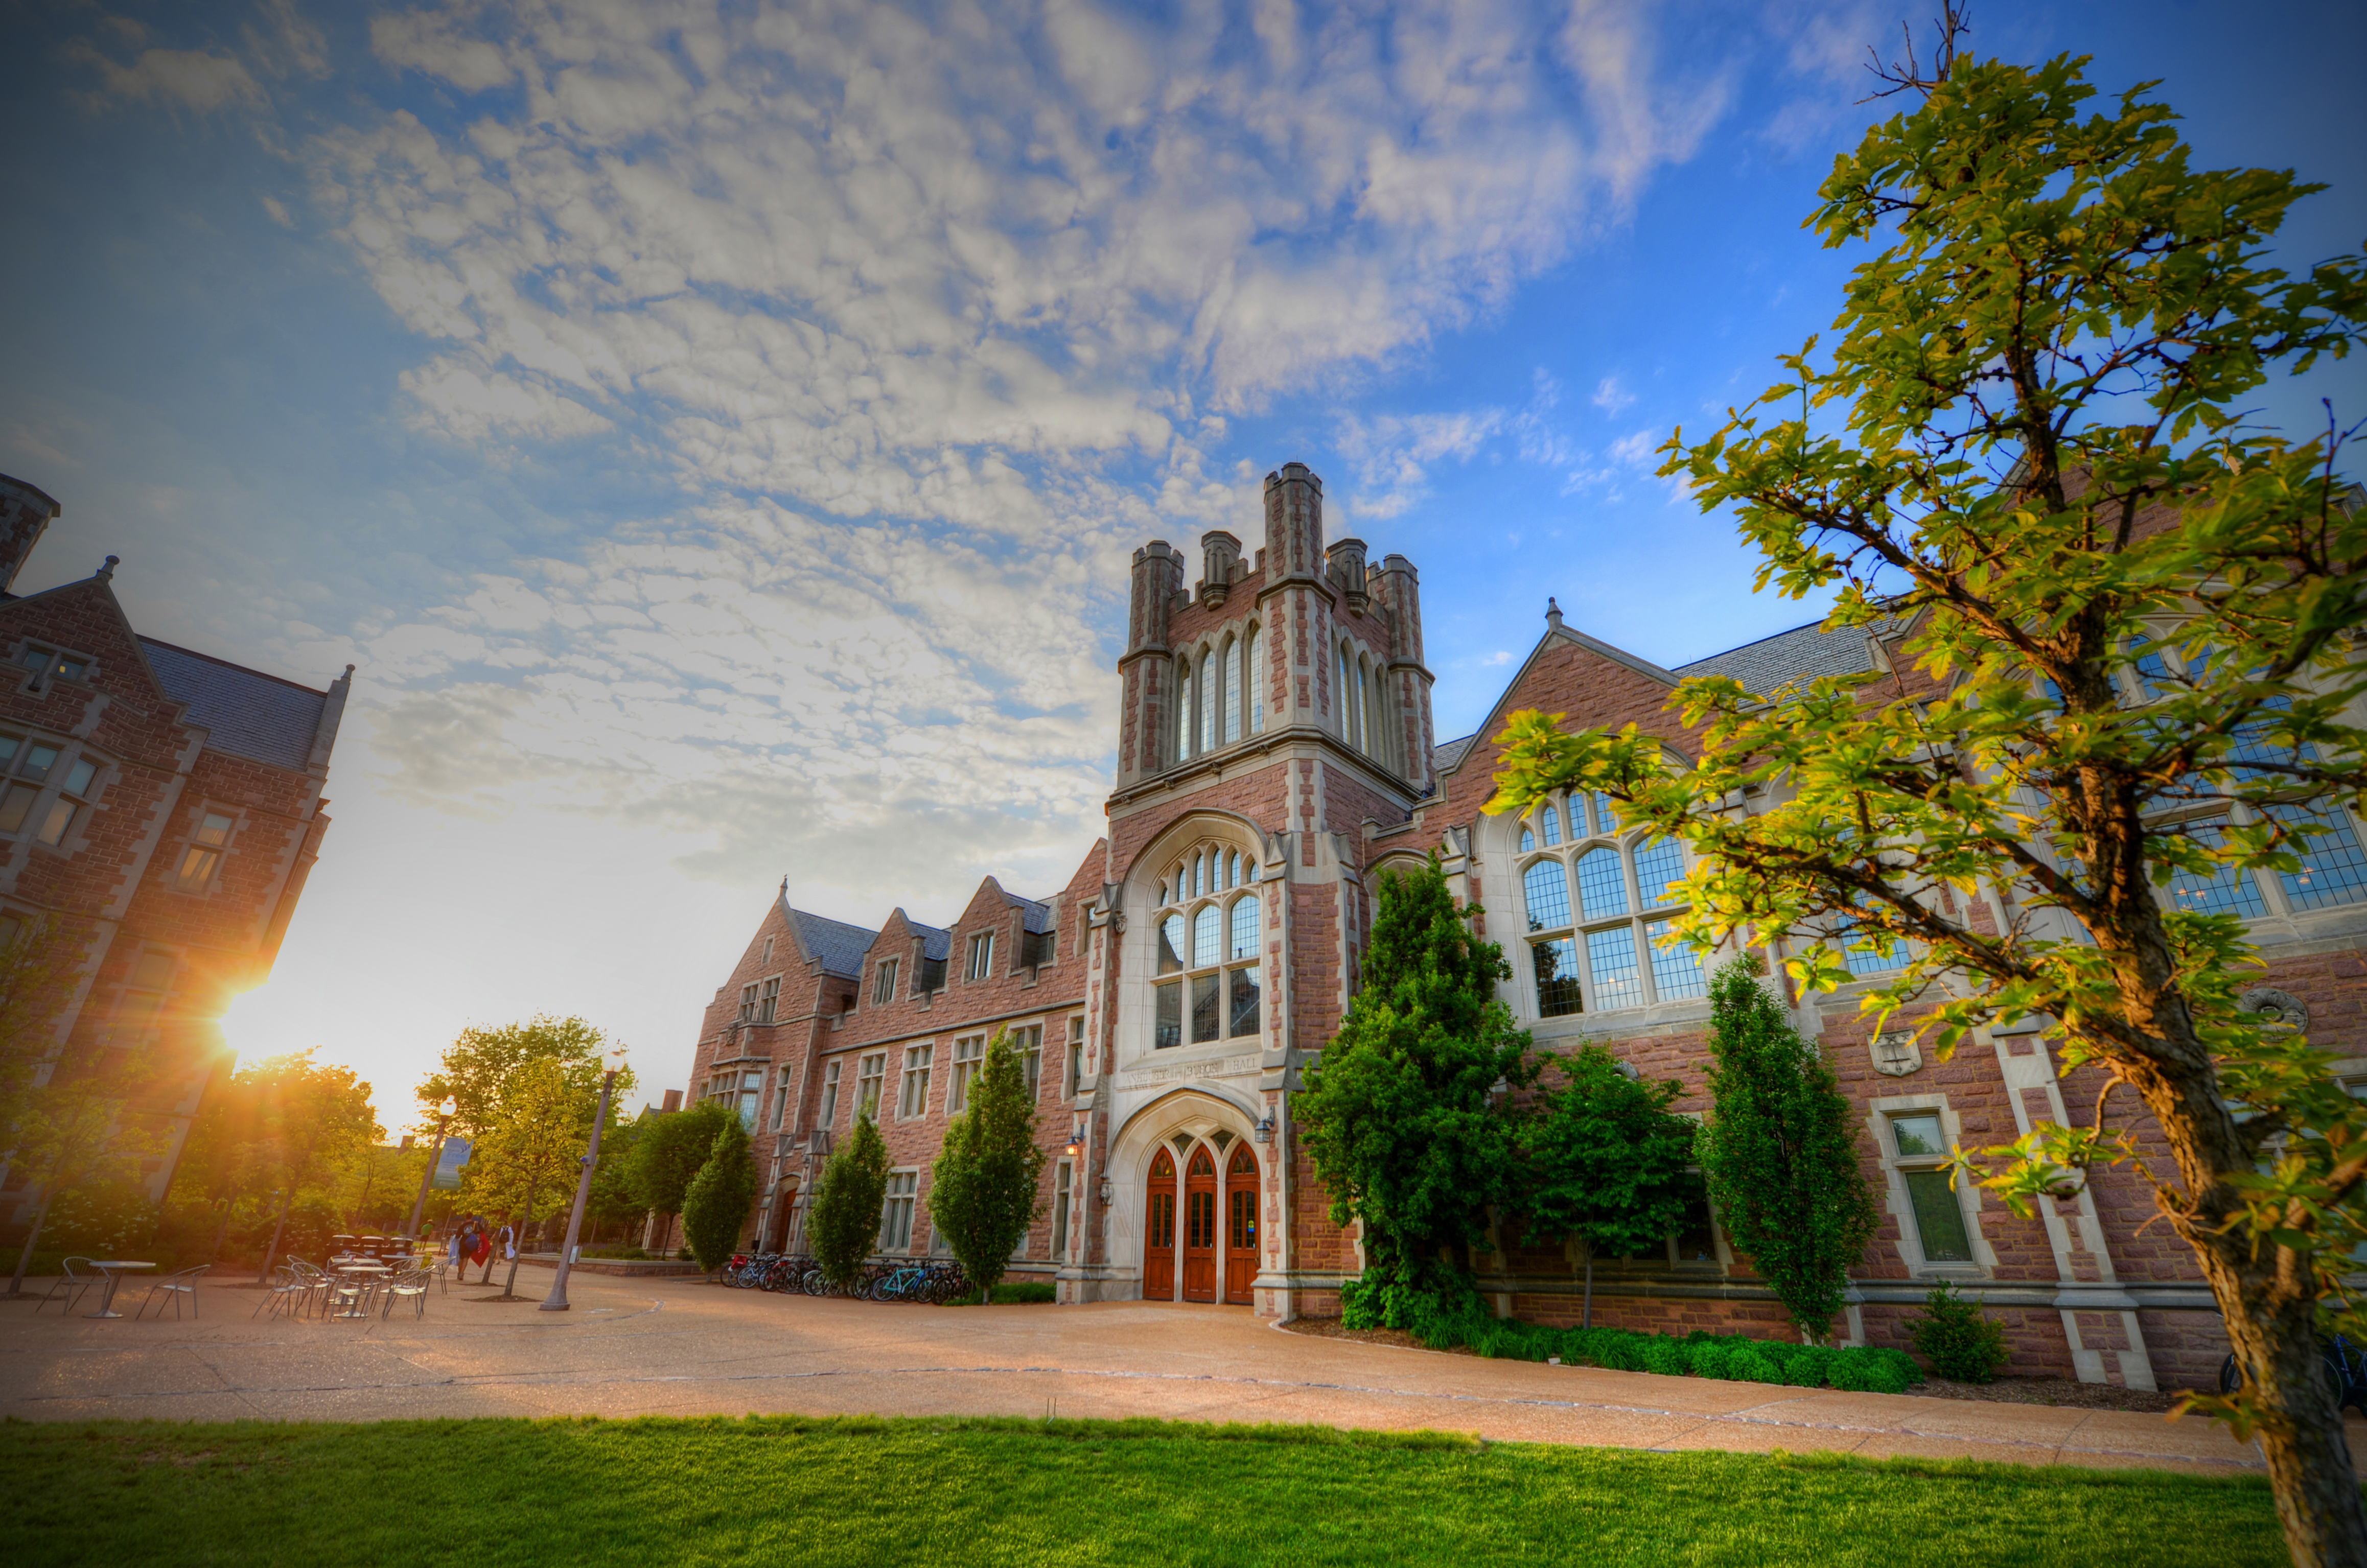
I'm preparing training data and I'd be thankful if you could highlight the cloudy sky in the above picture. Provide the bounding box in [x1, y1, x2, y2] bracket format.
[3, 0, 2360, 1128]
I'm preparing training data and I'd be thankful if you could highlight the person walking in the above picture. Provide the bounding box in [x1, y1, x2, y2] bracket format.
[446, 1223, 467, 1282]
[474, 1220, 496, 1283]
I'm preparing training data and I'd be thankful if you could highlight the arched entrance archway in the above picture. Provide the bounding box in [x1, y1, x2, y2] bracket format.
[1182, 1146, 1218, 1301]
[1224, 1146, 1259, 1305]
[1144, 1150, 1177, 1300]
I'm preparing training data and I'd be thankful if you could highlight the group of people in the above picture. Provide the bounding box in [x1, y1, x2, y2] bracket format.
[443, 1216, 516, 1283]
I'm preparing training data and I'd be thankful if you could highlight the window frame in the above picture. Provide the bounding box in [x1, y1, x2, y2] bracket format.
[854, 1052, 887, 1122]
[1149, 850, 1264, 1049]
[947, 1034, 985, 1114]
[880, 1169, 919, 1255]
[873, 957, 900, 1006]
[965, 931, 995, 982]
[1513, 792, 1701, 1020]
[1879, 1099, 1985, 1276]
[818, 1060, 842, 1131]
[897, 1043, 934, 1120]
[759, 976, 781, 1024]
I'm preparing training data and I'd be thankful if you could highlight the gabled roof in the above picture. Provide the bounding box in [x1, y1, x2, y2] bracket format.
[139, 637, 330, 771]
[1675, 618, 1897, 697]
[786, 906, 876, 978]
[1433, 733, 1477, 771]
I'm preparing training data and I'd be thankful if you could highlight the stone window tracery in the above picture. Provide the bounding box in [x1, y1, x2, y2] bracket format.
[1151, 839, 1264, 1049]
[1515, 792, 1703, 1018]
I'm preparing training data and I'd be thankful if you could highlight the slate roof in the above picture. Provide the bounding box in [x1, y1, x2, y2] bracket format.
[997, 887, 1055, 934]
[912, 922, 953, 963]
[1433, 733, 1477, 772]
[138, 637, 329, 771]
[788, 907, 877, 978]
[1674, 618, 1897, 697]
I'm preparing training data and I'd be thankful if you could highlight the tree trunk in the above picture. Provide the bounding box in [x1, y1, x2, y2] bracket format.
[1582, 1251, 1593, 1331]
[2195, 1214, 2367, 1565]
[256, 1188, 294, 1285]
[5, 1181, 60, 1298]
[501, 1184, 538, 1298]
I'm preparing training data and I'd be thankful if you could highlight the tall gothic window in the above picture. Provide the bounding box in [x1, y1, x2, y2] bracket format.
[1246, 626, 1263, 733]
[1176, 658, 1194, 761]
[1223, 638, 1242, 745]
[1152, 847, 1265, 1048]
[1200, 649, 1217, 755]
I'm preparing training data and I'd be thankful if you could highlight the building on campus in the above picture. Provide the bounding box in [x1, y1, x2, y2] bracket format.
[679, 460, 2365, 1392]
[0, 474, 350, 1215]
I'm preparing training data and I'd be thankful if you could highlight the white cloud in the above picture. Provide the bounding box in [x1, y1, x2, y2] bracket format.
[1592, 374, 1635, 413]
[69, 45, 265, 113]
[281, 0, 1750, 902]
[398, 357, 615, 442]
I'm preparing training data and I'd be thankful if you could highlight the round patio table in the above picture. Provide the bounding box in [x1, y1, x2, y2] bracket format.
[84, 1261, 155, 1319]
[328, 1262, 389, 1320]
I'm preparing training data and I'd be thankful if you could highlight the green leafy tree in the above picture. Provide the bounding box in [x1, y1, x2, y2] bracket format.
[236, 1051, 381, 1283]
[624, 1099, 735, 1240]
[418, 1015, 607, 1142]
[463, 1056, 625, 1296]
[1689, 957, 1879, 1345]
[1298, 859, 1534, 1317]
[927, 1028, 1046, 1303]
[1512, 1043, 1699, 1329]
[1911, 1280, 2010, 1384]
[0, 914, 90, 1146]
[807, 1114, 890, 1289]
[680, 1114, 756, 1273]
[1486, 21, 2367, 1556]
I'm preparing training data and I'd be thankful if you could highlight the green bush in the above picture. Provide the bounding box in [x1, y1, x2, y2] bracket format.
[1729, 1348, 1783, 1385]
[1782, 1346, 1835, 1387]
[1641, 1335, 1690, 1377]
[942, 1281, 1057, 1306]
[1909, 1281, 2010, 1383]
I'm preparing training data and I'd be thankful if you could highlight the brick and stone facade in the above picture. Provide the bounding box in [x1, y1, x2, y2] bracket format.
[676, 459, 2364, 1390]
[0, 474, 349, 1214]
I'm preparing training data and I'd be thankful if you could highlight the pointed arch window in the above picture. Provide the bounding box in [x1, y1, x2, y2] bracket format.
[1200, 649, 1217, 755]
[1151, 840, 1266, 1050]
[1176, 658, 1194, 761]
[1246, 626, 1264, 733]
[1539, 803, 1562, 847]
[1223, 638, 1242, 745]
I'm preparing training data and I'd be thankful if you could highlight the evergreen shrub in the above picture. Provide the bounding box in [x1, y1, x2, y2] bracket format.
[1363, 1307, 1924, 1395]
[1909, 1281, 2011, 1383]
[1641, 1336, 1690, 1377]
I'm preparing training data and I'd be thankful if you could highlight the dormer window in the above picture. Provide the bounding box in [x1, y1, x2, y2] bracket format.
[965, 931, 995, 981]
[873, 957, 900, 1005]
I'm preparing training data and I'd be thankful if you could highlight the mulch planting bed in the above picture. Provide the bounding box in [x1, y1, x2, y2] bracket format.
[1279, 1317, 2190, 1412]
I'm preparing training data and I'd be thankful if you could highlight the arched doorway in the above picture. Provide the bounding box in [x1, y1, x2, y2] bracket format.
[1181, 1146, 1218, 1302]
[1144, 1150, 1177, 1300]
[1224, 1146, 1258, 1305]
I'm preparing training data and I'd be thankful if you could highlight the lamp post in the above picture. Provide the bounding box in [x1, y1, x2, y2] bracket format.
[541, 1046, 628, 1313]
[403, 1097, 459, 1242]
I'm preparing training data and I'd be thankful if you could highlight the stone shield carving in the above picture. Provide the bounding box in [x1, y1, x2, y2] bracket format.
[1871, 1032, 1922, 1078]
[2240, 987, 2310, 1034]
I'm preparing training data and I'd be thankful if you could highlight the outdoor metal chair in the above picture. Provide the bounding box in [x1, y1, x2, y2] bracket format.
[32, 1257, 98, 1315]
[284, 1258, 331, 1318]
[252, 1263, 308, 1320]
[376, 1267, 432, 1322]
[134, 1263, 211, 1321]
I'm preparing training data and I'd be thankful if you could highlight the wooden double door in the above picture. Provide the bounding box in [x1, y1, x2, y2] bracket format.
[1144, 1141, 1258, 1306]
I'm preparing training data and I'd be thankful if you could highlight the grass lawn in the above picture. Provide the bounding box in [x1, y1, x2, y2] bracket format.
[0, 1414, 2288, 1566]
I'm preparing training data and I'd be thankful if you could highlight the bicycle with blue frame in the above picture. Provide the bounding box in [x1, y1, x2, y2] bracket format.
[868, 1259, 935, 1302]
[2219, 1333, 2367, 1418]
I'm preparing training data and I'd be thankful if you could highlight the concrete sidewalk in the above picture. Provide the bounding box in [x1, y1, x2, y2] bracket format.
[0, 1268, 2344, 1478]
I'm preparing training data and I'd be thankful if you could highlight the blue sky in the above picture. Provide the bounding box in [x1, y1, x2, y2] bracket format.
[3, 0, 2360, 1125]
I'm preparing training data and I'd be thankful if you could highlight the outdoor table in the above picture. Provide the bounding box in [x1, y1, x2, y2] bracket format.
[328, 1262, 389, 1320]
[83, 1261, 155, 1319]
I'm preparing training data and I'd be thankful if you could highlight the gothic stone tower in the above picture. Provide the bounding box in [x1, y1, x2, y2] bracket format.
[1073, 462, 1434, 1314]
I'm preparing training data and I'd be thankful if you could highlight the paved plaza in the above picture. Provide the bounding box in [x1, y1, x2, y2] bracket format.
[0, 1265, 2347, 1478]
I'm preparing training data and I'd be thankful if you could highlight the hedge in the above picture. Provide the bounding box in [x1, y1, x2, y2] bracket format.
[1402, 1304, 1922, 1395]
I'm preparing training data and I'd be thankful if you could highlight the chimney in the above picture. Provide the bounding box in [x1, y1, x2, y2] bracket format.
[661, 1089, 683, 1113]
[0, 475, 60, 594]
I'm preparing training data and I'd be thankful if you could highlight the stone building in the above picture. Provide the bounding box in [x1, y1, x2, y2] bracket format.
[0, 474, 350, 1213]
[679, 460, 2364, 1392]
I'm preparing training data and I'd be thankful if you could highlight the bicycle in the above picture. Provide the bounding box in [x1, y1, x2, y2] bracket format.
[728, 1252, 778, 1289]
[2218, 1333, 2367, 1418]
[869, 1260, 934, 1302]
[761, 1255, 813, 1293]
